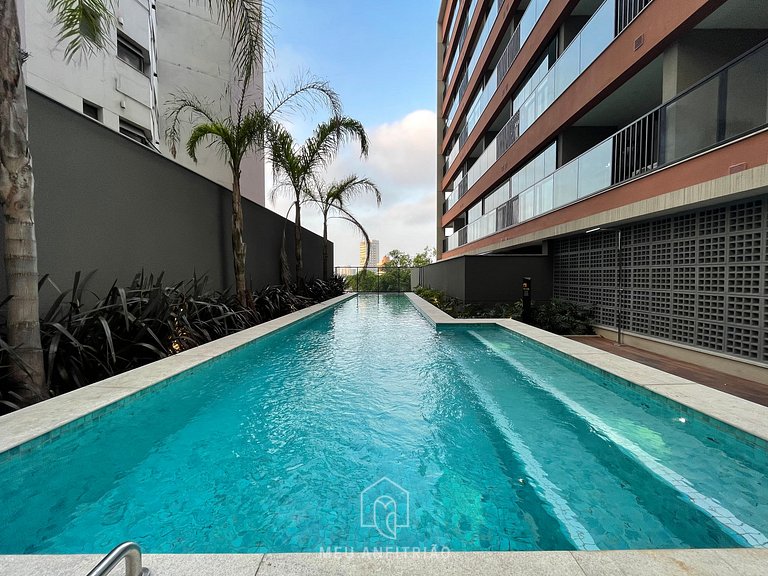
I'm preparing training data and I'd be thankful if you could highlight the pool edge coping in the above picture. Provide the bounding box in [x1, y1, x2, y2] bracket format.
[0, 293, 357, 455]
[404, 292, 768, 444]
[1, 548, 767, 576]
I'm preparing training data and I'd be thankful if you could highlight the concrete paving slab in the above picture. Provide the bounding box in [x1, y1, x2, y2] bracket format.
[256, 551, 586, 576]
[404, 292, 454, 325]
[714, 548, 768, 576]
[2, 550, 767, 576]
[0, 553, 263, 576]
[571, 549, 761, 576]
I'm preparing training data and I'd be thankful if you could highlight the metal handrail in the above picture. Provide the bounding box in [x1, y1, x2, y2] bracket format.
[86, 542, 150, 576]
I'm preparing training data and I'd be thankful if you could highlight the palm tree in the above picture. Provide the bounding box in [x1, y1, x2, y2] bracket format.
[165, 78, 340, 307]
[267, 116, 369, 284]
[307, 175, 381, 280]
[0, 0, 268, 402]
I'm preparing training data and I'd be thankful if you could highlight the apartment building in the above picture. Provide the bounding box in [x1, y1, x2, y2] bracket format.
[437, 0, 767, 370]
[360, 240, 381, 268]
[18, 0, 264, 204]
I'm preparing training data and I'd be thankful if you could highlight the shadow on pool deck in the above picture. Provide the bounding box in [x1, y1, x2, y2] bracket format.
[569, 336, 768, 407]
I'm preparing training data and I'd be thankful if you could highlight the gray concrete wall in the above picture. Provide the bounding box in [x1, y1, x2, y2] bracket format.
[0, 90, 330, 309]
[419, 255, 552, 303]
[420, 257, 467, 301]
[466, 255, 553, 302]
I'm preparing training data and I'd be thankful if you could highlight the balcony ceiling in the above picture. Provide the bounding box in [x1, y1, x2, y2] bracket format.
[571, 0, 604, 17]
[696, 0, 768, 29]
[573, 56, 663, 128]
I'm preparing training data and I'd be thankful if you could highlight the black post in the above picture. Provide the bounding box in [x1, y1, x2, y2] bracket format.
[521, 276, 532, 323]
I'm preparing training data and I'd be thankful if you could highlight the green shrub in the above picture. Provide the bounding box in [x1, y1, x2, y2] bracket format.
[414, 287, 594, 335]
[531, 299, 594, 335]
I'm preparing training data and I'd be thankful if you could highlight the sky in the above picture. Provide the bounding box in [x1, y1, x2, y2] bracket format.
[263, 0, 441, 267]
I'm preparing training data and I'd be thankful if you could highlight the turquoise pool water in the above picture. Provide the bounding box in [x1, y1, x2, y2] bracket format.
[0, 294, 766, 553]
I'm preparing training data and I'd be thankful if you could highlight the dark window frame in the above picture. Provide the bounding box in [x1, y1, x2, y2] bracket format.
[119, 118, 151, 147]
[82, 100, 101, 121]
[116, 32, 147, 74]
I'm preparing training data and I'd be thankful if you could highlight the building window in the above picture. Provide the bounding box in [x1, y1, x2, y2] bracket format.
[117, 32, 146, 74]
[119, 119, 151, 147]
[82, 101, 101, 121]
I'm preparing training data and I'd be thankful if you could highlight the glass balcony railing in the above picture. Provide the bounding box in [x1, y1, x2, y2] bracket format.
[446, 1, 501, 130]
[445, 0, 460, 44]
[447, 0, 548, 130]
[445, 0, 623, 212]
[446, 0, 479, 87]
[496, 0, 551, 83]
[444, 40, 768, 252]
[508, 0, 616, 148]
[468, 1, 500, 79]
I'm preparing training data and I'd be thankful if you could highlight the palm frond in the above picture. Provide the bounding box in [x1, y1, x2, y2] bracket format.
[265, 72, 342, 118]
[209, 0, 273, 84]
[266, 123, 304, 189]
[301, 116, 369, 174]
[49, 0, 114, 61]
[327, 175, 381, 207]
[186, 122, 233, 163]
[239, 108, 271, 155]
[164, 91, 222, 158]
[330, 207, 373, 269]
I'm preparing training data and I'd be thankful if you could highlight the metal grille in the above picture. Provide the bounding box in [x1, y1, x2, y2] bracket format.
[552, 195, 767, 363]
[612, 108, 660, 184]
[496, 25, 521, 85]
[496, 111, 520, 157]
[616, 0, 653, 34]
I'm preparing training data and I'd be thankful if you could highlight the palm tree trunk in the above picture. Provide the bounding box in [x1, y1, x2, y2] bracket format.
[0, 0, 48, 403]
[294, 193, 303, 286]
[322, 215, 328, 281]
[230, 170, 251, 307]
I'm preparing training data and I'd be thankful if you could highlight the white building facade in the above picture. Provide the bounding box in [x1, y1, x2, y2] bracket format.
[18, 0, 264, 204]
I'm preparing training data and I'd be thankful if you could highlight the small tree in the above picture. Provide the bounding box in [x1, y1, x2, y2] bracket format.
[267, 116, 369, 285]
[384, 249, 413, 268]
[307, 175, 381, 280]
[413, 246, 436, 267]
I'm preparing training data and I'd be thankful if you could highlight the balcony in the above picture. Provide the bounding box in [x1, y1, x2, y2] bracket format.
[444, 0, 657, 211]
[446, 0, 547, 151]
[445, 40, 768, 252]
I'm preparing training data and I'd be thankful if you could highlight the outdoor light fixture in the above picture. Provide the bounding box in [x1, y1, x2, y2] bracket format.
[586, 226, 623, 345]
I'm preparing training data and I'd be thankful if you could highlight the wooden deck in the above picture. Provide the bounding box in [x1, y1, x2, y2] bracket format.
[569, 336, 768, 407]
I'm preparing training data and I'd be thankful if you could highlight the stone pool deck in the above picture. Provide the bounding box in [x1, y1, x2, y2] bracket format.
[2, 292, 767, 575]
[569, 336, 768, 407]
[2, 548, 767, 576]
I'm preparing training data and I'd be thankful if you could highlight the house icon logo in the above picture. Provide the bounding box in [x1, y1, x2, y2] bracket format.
[360, 477, 410, 540]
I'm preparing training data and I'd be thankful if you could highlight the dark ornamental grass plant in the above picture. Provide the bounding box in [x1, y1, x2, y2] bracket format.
[0, 271, 344, 412]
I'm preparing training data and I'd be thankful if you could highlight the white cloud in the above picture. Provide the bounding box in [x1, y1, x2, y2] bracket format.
[324, 110, 436, 204]
[265, 110, 437, 267]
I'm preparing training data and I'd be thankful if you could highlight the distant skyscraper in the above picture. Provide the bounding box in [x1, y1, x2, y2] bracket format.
[359, 240, 380, 268]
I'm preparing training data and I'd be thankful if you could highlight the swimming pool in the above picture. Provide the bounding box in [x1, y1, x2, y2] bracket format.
[0, 294, 766, 553]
